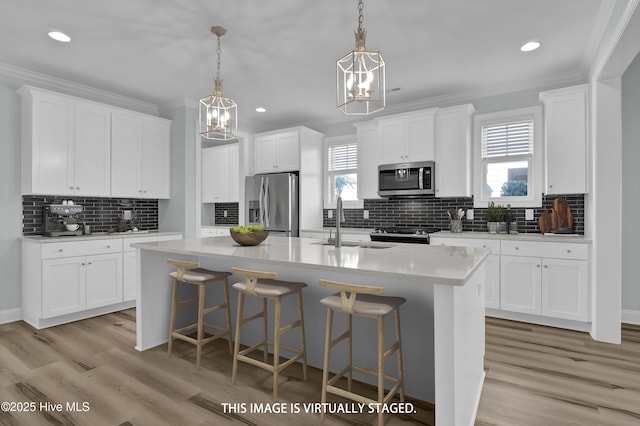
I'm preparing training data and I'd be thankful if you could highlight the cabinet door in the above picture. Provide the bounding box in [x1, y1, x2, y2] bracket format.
[86, 253, 123, 309]
[254, 135, 279, 173]
[111, 112, 143, 197]
[435, 106, 473, 197]
[484, 254, 501, 310]
[122, 251, 137, 302]
[142, 118, 171, 198]
[379, 119, 406, 162]
[229, 144, 240, 202]
[406, 114, 435, 161]
[202, 147, 217, 203]
[541, 258, 589, 321]
[275, 132, 300, 171]
[31, 94, 75, 195]
[356, 122, 382, 199]
[500, 255, 541, 315]
[42, 257, 86, 318]
[214, 147, 231, 202]
[74, 101, 111, 196]
[541, 85, 588, 195]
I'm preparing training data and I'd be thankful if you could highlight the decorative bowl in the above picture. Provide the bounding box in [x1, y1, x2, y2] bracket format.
[229, 229, 269, 246]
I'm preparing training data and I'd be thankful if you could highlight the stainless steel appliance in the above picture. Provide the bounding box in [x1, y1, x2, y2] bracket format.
[245, 172, 299, 237]
[42, 203, 84, 237]
[370, 227, 439, 244]
[378, 161, 435, 197]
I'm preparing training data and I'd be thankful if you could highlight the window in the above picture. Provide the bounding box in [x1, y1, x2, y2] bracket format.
[474, 106, 542, 208]
[324, 135, 362, 208]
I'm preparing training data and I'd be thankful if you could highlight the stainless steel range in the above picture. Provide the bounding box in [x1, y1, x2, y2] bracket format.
[370, 227, 440, 244]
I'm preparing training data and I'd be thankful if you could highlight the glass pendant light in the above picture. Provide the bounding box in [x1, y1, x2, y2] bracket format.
[199, 26, 238, 141]
[337, 0, 385, 115]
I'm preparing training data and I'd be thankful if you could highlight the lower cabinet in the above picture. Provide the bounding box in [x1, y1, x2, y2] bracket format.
[430, 235, 590, 324]
[42, 256, 88, 318]
[85, 253, 123, 309]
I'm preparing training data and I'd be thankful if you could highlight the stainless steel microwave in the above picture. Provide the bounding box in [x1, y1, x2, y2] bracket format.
[378, 161, 435, 197]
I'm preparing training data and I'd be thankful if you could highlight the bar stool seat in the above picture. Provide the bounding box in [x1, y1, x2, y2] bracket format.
[167, 259, 233, 369]
[319, 279, 405, 426]
[231, 267, 308, 401]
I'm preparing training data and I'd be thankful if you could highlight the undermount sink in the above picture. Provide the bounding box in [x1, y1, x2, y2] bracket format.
[311, 241, 392, 249]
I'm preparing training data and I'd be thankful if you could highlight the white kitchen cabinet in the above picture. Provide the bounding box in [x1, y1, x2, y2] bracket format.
[539, 84, 588, 195]
[434, 103, 475, 197]
[354, 121, 382, 199]
[376, 109, 437, 163]
[254, 131, 300, 173]
[85, 253, 123, 309]
[111, 111, 171, 199]
[200, 227, 229, 238]
[42, 256, 87, 318]
[500, 240, 589, 321]
[430, 236, 500, 309]
[18, 86, 111, 197]
[202, 144, 239, 203]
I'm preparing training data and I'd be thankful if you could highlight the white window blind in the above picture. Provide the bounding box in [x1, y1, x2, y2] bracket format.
[328, 143, 358, 171]
[481, 119, 533, 159]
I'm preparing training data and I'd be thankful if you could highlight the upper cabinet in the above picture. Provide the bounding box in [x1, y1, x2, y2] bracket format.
[19, 85, 171, 199]
[354, 121, 382, 200]
[110, 111, 171, 199]
[19, 86, 111, 197]
[376, 108, 437, 163]
[254, 130, 300, 174]
[434, 103, 475, 197]
[202, 144, 239, 203]
[539, 84, 588, 195]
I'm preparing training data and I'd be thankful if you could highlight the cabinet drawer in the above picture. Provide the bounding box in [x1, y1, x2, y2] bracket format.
[501, 240, 588, 260]
[42, 239, 122, 259]
[431, 237, 500, 254]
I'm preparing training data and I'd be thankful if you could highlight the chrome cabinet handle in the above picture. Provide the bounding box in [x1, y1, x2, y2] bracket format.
[58, 249, 63, 252]
[567, 249, 572, 253]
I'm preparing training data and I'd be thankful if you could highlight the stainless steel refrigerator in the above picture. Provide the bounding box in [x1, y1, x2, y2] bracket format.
[245, 173, 299, 237]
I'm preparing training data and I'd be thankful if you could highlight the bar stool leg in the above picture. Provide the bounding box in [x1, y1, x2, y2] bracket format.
[196, 283, 206, 369]
[273, 296, 282, 401]
[347, 313, 353, 392]
[223, 277, 233, 355]
[168, 279, 179, 356]
[232, 291, 245, 384]
[377, 316, 385, 426]
[320, 307, 333, 422]
[262, 298, 269, 363]
[297, 289, 308, 380]
[395, 309, 405, 402]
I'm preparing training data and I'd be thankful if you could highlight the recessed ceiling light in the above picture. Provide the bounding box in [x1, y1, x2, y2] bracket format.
[520, 41, 540, 52]
[255, 107, 266, 113]
[48, 31, 71, 43]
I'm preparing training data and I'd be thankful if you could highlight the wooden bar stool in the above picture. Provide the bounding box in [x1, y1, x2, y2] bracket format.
[167, 259, 233, 369]
[231, 267, 308, 401]
[319, 279, 405, 426]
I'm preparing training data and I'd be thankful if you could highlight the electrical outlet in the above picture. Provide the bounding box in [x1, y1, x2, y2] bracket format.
[525, 209, 534, 221]
[123, 210, 132, 221]
[328, 210, 333, 219]
[466, 209, 474, 220]
[223, 210, 228, 218]
[363, 210, 369, 219]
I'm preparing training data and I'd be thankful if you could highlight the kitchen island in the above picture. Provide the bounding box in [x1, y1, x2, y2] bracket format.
[133, 236, 489, 426]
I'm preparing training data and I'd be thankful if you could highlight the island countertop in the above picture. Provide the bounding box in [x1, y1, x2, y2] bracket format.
[132, 235, 489, 285]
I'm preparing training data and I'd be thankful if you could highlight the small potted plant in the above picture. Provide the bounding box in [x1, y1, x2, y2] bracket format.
[486, 202, 504, 234]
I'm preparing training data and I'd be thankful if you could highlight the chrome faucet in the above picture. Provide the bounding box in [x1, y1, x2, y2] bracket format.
[335, 196, 346, 247]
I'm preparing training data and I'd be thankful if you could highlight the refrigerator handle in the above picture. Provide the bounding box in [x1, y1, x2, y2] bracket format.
[264, 176, 270, 228]
[259, 177, 265, 225]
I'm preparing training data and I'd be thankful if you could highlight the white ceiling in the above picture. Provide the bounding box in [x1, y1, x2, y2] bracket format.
[0, 0, 616, 134]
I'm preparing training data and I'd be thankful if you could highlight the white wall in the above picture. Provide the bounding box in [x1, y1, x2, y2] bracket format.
[622, 53, 640, 318]
[0, 83, 22, 319]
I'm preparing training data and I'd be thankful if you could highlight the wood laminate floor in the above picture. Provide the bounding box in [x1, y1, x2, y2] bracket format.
[1, 310, 639, 425]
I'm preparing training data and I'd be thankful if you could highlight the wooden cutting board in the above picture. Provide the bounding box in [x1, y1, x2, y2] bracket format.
[552, 198, 573, 229]
[538, 209, 554, 234]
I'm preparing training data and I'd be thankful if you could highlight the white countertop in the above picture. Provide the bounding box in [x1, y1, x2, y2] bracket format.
[133, 236, 489, 285]
[430, 230, 592, 244]
[21, 231, 183, 243]
[300, 227, 374, 235]
[201, 224, 237, 229]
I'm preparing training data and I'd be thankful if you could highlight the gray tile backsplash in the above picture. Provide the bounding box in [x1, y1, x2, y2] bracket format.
[323, 194, 585, 234]
[22, 195, 158, 235]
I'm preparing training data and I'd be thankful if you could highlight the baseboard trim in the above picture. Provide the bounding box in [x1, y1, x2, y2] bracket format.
[622, 309, 640, 325]
[0, 308, 23, 324]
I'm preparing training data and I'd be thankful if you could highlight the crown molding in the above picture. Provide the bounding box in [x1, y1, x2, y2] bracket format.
[158, 97, 198, 115]
[0, 62, 159, 115]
